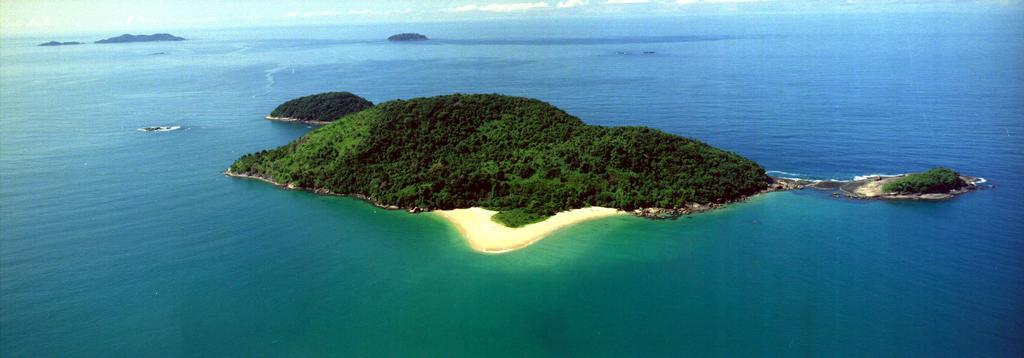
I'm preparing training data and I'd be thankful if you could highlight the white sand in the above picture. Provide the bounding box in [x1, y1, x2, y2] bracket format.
[434, 207, 624, 254]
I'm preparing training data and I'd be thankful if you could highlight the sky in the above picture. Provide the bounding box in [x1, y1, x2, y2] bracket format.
[1, 0, 1021, 35]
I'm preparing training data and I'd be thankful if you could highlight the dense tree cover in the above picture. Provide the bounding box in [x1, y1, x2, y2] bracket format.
[269, 92, 374, 122]
[232, 94, 769, 225]
[492, 209, 549, 228]
[882, 168, 963, 193]
[388, 33, 429, 41]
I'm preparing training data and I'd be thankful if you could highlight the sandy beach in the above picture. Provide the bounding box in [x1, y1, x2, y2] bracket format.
[434, 207, 624, 254]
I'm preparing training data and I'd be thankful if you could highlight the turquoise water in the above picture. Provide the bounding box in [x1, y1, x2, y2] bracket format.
[2, 14, 1023, 356]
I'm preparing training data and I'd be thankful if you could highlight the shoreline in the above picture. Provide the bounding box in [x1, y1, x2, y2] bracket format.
[224, 169, 779, 253]
[265, 116, 332, 126]
[224, 169, 985, 254]
[225, 169, 626, 253]
[774, 175, 984, 201]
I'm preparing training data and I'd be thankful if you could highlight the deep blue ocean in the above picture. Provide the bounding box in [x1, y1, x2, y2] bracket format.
[2, 13, 1023, 356]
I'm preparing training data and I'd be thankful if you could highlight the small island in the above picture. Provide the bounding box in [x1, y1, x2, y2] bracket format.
[843, 168, 980, 199]
[772, 167, 982, 200]
[388, 33, 429, 41]
[228, 93, 983, 253]
[38, 41, 82, 47]
[265, 92, 374, 125]
[95, 33, 185, 44]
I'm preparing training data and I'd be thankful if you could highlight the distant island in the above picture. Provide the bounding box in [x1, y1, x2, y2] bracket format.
[38, 41, 82, 47]
[95, 33, 185, 44]
[265, 92, 374, 125]
[388, 33, 429, 41]
[228, 92, 983, 253]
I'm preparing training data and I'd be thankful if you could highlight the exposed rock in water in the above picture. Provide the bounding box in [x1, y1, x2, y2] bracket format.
[632, 172, 986, 221]
[138, 126, 181, 132]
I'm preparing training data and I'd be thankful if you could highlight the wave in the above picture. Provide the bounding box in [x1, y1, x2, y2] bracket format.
[852, 173, 902, 181]
[765, 170, 828, 181]
[137, 126, 181, 132]
[261, 63, 290, 96]
[766, 170, 808, 178]
[770, 170, 914, 183]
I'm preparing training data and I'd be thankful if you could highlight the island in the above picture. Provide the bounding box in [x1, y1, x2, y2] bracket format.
[230, 93, 770, 251]
[38, 41, 82, 47]
[265, 92, 374, 125]
[227, 93, 983, 253]
[388, 33, 429, 41]
[772, 167, 982, 200]
[95, 33, 185, 44]
[844, 168, 980, 199]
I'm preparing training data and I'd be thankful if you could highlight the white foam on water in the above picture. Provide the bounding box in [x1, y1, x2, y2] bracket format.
[853, 173, 902, 181]
[138, 126, 181, 132]
[766, 170, 805, 177]
[262, 63, 290, 95]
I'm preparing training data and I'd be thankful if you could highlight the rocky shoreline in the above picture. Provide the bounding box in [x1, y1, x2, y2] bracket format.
[629, 176, 806, 219]
[226, 169, 798, 220]
[772, 174, 984, 201]
[225, 170, 434, 213]
[264, 116, 332, 126]
[225, 170, 985, 222]
[609, 173, 985, 220]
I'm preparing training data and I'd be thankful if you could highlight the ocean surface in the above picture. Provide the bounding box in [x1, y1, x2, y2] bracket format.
[2, 13, 1023, 356]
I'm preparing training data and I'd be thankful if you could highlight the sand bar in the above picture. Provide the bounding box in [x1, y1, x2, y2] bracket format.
[434, 207, 624, 254]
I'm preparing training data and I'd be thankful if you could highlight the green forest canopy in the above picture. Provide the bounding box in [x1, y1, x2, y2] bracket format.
[233, 94, 770, 226]
[882, 167, 963, 194]
[269, 92, 373, 122]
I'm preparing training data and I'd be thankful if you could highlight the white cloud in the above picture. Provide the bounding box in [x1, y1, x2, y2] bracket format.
[675, 0, 699, 4]
[283, 10, 342, 18]
[450, 2, 550, 12]
[606, 0, 649, 4]
[557, 0, 589, 8]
